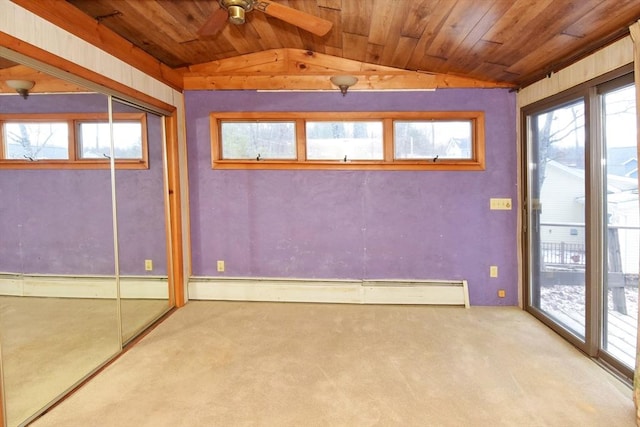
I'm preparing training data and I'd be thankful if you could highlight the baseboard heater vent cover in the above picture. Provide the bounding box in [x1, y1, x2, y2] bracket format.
[189, 277, 469, 307]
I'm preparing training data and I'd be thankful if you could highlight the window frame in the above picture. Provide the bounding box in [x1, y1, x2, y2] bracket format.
[210, 111, 485, 170]
[0, 112, 148, 169]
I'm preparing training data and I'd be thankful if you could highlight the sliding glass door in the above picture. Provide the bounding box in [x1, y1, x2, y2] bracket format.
[528, 99, 587, 340]
[524, 70, 637, 378]
[601, 81, 638, 369]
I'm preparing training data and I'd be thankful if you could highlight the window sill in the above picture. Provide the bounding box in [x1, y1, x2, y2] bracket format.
[212, 160, 485, 171]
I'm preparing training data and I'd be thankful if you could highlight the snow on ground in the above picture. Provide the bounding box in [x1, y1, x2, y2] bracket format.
[540, 284, 638, 319]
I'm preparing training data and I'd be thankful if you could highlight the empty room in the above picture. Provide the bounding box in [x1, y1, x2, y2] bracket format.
[1, 1, 640, 426]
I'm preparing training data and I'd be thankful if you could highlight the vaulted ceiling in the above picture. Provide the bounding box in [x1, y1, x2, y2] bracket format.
[64, 0, 640, 89]
[3, 0, 640, 92]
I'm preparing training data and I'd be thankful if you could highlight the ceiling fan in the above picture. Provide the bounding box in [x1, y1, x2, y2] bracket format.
[198, 0, 333, 37]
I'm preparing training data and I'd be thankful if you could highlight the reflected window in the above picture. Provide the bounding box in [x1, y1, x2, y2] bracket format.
[2, 121, 69, 160]
[78, 121, 143, 159]
[0, 113, 147, 168]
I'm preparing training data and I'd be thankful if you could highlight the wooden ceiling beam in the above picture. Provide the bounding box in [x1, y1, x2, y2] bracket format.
[182, 48, 515, 90]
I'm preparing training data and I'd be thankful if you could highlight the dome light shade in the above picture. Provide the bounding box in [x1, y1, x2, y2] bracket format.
[6, 79, 35, 99]
[330, 75, 358, 96]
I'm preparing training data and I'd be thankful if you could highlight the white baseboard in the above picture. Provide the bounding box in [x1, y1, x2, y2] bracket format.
[189, 277, 470, 307]
[0, 273, 169, 299]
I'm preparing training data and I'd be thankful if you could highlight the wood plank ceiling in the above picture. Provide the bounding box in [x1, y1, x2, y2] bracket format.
[62, 0, 640, 89]
[3, 0, 640, 92]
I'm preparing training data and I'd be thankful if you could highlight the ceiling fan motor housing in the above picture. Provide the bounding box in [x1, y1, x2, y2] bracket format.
[219, 0, 255, 25]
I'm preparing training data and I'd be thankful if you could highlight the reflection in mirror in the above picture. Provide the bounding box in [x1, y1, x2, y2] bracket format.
[0, 65, 120, 426]
[111, 98, 171, 342]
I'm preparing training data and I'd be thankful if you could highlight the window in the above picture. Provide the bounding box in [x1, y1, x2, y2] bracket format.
[211, 112, 485, 170]
[306, 121, 383, 161]
[0, 113, 148, 169]
[220, 121, 296, 160]
[394, 120, 472, 160]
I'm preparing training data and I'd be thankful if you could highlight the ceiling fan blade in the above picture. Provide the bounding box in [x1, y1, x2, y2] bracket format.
[255, 0, 332, 37]
[198, 7, 229, 37]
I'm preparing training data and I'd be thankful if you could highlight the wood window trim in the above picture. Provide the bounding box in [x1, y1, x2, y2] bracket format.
[0, 112, 148, 170]
[210, 111, 486, 171]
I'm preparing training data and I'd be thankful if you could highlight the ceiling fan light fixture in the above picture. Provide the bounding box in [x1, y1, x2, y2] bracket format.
[330, 75, 358, 96]
[6, 79, 35, 99]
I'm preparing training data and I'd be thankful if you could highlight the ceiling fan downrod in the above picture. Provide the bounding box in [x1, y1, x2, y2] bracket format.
[220, 0, 255, 25]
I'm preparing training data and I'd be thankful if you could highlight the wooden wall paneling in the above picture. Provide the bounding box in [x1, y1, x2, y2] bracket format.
[184, 50, 286, 75]
[287, 49, 395, 73]
[182, 48, 515, 90]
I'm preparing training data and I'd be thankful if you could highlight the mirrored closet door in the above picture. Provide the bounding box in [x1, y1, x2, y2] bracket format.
[111, 98, 172, 343]
[0, 55, 174, 426]
[0, 76, 121, 426]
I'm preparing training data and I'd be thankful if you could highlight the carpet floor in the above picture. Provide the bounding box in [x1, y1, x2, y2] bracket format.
[30, 301, 635, 427]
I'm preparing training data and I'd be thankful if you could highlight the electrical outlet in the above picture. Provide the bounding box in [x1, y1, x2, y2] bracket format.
[217, 260, 225, 272]
[490, 198, 512, 210]
[498, 289, 506, 298]
[144, 259, 153, 271]
[490, 265, 498, 278]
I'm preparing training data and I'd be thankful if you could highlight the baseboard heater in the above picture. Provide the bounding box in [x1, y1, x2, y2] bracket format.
[0, 272, 169, 299]
[189, 277, 470, 307]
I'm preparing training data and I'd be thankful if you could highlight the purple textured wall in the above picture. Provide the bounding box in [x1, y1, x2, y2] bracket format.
[185, 89, 518, 305]
[0, 94, 167, 275]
